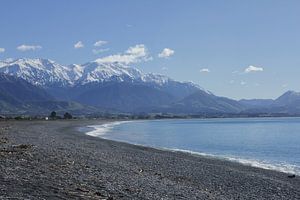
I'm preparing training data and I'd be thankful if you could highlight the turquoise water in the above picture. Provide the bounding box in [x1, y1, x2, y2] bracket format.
[86, 118, 300, 174]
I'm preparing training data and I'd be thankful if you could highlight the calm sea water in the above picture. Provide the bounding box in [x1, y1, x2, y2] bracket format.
[85, 118, 300, 175]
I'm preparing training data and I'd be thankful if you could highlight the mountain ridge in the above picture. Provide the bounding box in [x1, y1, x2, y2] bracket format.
[0, 58, 212, 113]
[0, 73, 100, 115]
[0, 58, 203, 91]
[1, 58, 300, 115]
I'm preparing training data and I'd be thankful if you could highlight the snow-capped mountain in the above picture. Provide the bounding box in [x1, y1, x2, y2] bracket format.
[1, 58, 229, 113]
[77, 61, 172, 86]
[0, 58, 78, 86]
[2, 58, 300, 115]
[0, 58, 201, 91]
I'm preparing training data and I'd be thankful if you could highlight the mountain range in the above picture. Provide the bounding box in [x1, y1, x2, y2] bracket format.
[0, 58, 299, 116]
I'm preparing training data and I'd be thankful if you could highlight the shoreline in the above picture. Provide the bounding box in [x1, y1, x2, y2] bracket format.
[1, 120, 300, 199]
[83, 119, 300, 176]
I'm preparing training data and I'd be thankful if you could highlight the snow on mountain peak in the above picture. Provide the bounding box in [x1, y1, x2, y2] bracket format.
[0, 58, 203, 91]
[0, 58, 76, 86]
[286, 90, 300, 96]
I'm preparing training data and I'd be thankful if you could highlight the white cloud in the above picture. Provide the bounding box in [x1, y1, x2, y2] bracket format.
[161, 67, 168, 71]
[200, 68, 210, 73]
[0, 48, 5, 53]
[282, 83, 288, 88]
[95, 44, 152, 64]
[94, 40, 107, 47]
[92, 48, 110, 55]
[229, 80, 235, 84]
[74, 41, 84, 49]
[158, 48, 175, 58]
[17, 44, 42, 51]
[240, 81, 246, 85]
[244, 65, 263, 73]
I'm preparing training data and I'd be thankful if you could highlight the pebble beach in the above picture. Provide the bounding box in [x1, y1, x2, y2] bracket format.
[0, 120, 299, 199]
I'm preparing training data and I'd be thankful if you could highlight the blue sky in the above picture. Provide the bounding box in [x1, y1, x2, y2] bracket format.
[0, 0, 300, 99]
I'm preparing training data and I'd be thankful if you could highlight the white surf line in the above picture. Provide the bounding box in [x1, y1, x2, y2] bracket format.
[168, 148, 300, 176]
[83, 121, 300, 176]
[85, 121, 133, 137]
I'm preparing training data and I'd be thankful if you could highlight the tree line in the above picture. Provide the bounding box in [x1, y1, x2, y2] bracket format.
[49, 111, 73, 120]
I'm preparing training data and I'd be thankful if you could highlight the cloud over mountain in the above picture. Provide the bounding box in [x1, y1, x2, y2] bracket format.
[158, 48, 175, 58]
[74, 41, 84, 49]
[94, 40, 108, 47]
[200, 68, 210, 73]
[17, 45, 42, 51]
[95, 44, 152, 64]
[245, 65, 263, 73]
[92, 49, 110, 54]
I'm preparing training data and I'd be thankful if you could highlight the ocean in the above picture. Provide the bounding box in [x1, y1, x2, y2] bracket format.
[84, 117, 300, 175]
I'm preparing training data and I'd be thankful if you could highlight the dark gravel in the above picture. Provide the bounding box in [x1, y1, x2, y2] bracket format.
[0, 120, 299, 199]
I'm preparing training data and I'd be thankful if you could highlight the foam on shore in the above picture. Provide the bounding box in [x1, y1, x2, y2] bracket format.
[168, 148, 300, 176]
[85, 121, 131, 137]
[84, 121, 300, 176]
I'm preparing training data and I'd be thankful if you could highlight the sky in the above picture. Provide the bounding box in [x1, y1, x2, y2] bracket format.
[0, 0, 300, 99]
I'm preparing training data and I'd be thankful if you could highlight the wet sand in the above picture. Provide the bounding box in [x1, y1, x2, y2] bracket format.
[0, 120, 299, 199]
